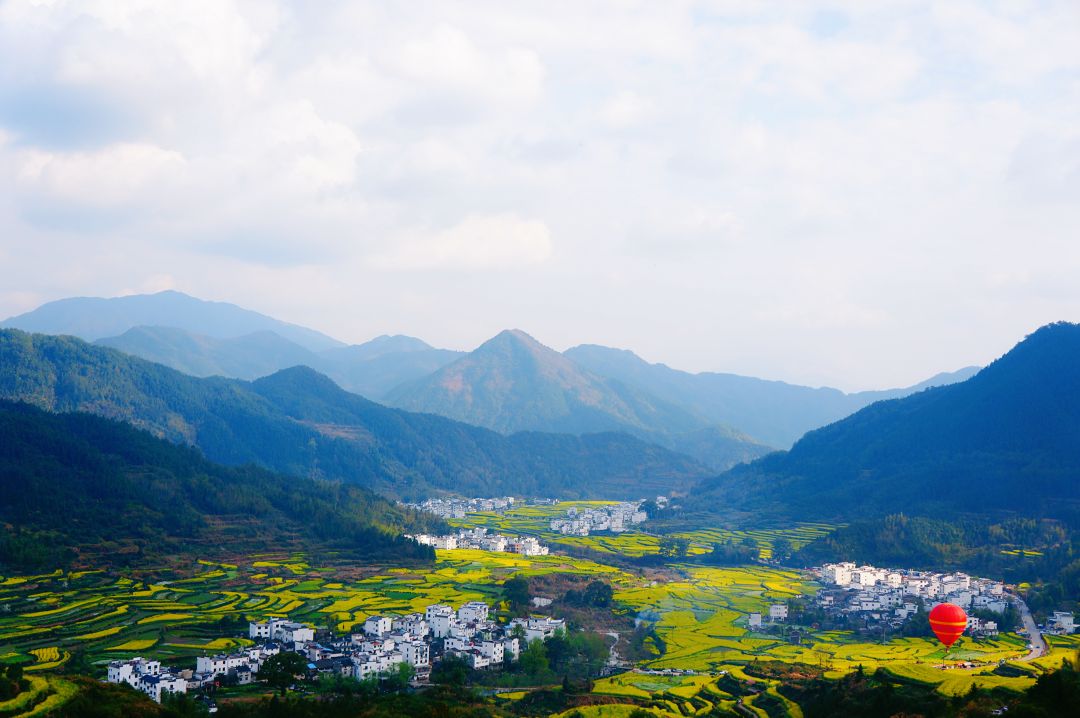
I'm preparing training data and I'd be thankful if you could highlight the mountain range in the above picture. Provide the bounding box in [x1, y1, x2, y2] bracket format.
[2, 292, 979, 465]
[386, 329, 773, 469]
[0, 329, 708, 500]
[696, 322, 1080, 521]
[1, 290, 343, 351]
[565, 344, 979, 447]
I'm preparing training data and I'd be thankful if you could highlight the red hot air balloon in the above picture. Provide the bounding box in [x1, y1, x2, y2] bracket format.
[929, 602, 968, 649]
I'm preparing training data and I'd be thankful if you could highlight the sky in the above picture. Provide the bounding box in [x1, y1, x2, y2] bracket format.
[0, 1, 1078, 390]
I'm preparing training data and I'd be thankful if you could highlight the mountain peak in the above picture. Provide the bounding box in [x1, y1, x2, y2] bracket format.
[1, 291, 344, 351]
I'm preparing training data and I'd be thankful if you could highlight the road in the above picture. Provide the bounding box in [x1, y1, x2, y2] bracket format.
[1012, 593, 1047, 661]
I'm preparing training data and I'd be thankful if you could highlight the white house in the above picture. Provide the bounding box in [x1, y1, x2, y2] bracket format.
[107, 658, 160, 688]
[1049, 612, 1076, 634]
[401, 640, 430, 668]
[364, 616, 393, 637]
[427, 605, 457, 638]
[511, 616, 565, 643]
[480, 640, 505, 663]
[769, 604, 788, 621]
[458, 601, 490, 624]
[248, 618, 314, 645]
[137, 673, 187, 703]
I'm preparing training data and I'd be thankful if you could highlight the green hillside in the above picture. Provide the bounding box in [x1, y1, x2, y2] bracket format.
[0, 400, 438, 572]
[0, 329, 708, 499]
[697, 322, 1080, 520]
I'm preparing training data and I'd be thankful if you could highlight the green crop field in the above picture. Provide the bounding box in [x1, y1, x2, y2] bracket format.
[0, 549, 629, 676]
[1, 520, 1073, 715]
[450, 502, 836, 561]
[603, 563, 1054, 703]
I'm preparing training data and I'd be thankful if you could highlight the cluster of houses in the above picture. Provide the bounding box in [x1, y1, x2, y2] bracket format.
[548, 501, 649, 536]
[814, 563, 1009, 634]
[106, 602, 567, 703]
[1046, 612, 1076, 635]
[408, 527, 549, 556]
[405, 496, 518, 520]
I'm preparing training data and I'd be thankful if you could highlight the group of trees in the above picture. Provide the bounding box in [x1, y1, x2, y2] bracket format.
[0, 400, 439, 572]
[562, 580, 613, 608]
[0, 664, 26, 701]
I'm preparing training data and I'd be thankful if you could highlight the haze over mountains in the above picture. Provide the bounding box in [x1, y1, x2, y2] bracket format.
[1, 290, 343, 351]
[697, 322, 1080, 521]
[565, 345, 979, 448]
[2, 292, 980, 464]
[0, 329, 707, 500]
[2, 291, 1079, 528]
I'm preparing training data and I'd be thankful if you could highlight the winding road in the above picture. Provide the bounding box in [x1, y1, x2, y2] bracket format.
[1012, 593, 1047, 662]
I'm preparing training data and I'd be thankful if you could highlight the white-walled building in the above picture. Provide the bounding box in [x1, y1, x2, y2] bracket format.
[364, 616, 393, 637]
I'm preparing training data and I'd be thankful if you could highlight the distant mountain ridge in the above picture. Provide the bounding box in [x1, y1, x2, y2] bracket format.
[3, 292, 465, 398]
[1, 290, 343, 351]
[96, 325, 464, 397]
[695, 322, 1080, 520]
[0, 329, 709, 499]
[3, 291, 979, 453]
[386, 329, 773, 470]
[565, 344, 978, 447]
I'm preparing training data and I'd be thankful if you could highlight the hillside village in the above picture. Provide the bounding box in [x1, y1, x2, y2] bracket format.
[813, 562, 1014, 634]
[408, 527, 549, 555]
[548, 500, 651, 536]
[405, 496, 520, 520]
[106, 601, 565, 704]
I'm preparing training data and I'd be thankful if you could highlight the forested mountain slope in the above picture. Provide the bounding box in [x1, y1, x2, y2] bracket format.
[697, 322, 1080, 519]
[0, 330, 708, 499]
[0, 401, 439, 572]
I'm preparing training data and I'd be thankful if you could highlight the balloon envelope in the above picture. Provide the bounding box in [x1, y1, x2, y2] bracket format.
[929, 602, 967, 648]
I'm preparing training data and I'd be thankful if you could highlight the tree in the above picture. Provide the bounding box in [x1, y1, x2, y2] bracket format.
[772, 538, 793, 563]
[520, 639, 550, 677]
[659, 537, 691, 558]
[503, 576, 531, 611]
[382, 661, 414, 692]
[260, 651, 308, 696]
[431, 654, 469, 687]
[582, 580, 613, 607]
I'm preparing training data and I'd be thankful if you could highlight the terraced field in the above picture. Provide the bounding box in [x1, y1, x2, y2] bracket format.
[451, 502, 835, 560]
[1, 532, 1070, 713]
[0, 550, 628, 674]
[609, 564, 1047, 702]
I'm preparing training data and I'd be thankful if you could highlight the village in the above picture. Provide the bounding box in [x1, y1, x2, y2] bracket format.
[548, 500, 652, 536]
[106, 600, 567, 704]
[407, 526, 550, 555]
[404, 496, 523, 520]
[811, 562, 1031, 636]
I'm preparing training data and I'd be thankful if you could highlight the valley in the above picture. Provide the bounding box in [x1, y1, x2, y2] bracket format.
[1, 502, 1075, 716]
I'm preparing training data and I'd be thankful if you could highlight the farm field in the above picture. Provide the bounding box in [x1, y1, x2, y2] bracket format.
[450, 501, 835, 560]
[0, 531, 1069, 712]
[0, 550, 629, 675]
[610, 564, 1046, 699]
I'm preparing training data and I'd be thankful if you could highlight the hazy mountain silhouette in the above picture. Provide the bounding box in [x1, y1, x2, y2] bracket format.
[565, 343, 978, 447]
[1, 290, 343, 351]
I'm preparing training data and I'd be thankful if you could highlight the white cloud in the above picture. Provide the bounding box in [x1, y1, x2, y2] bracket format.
[1, 1, 1079, 388]
[16, 142, 186, 208]
[373, 214, 553, 270]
